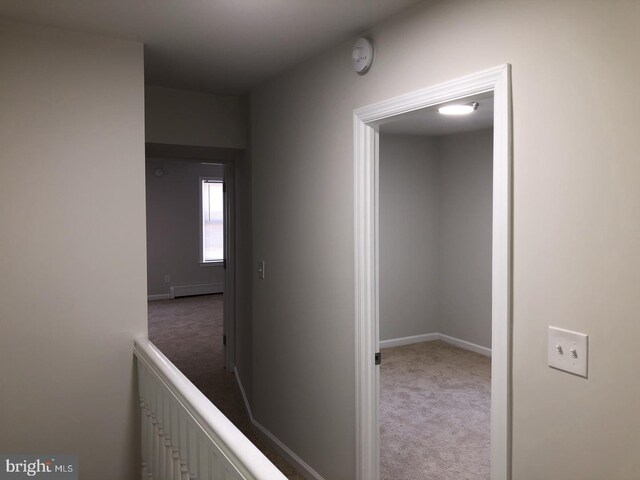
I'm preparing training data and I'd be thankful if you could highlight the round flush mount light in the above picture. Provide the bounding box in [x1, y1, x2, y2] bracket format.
[352, 37, 374, 75]
[438, 102, 479, 115]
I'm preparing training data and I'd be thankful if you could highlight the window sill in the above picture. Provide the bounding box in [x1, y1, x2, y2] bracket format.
[200, 261, 224, 267]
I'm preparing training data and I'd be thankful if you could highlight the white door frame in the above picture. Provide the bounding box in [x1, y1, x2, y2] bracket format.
[223, 162, 236, 372]
[354, 64, 512, 480]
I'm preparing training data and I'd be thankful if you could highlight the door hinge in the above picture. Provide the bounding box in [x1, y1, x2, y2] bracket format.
[222, 258, 226, 269]
[375, 352, 381, 366]
[222, 182, 226, 193]
[223, 335, 226, 346]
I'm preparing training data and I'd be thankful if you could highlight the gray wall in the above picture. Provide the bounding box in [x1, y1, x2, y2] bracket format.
[145, 85, 247, 148]
[0, 21, 146, 479]
[145, 158, 224, 296]
[437, 129, 493, 348]
[250, 1, 640, 478]
[379, 135, 439, 340]
[379, 129, 492, 349]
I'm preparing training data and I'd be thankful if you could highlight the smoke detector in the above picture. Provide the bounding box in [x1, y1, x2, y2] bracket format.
[352, 38, 374, 75]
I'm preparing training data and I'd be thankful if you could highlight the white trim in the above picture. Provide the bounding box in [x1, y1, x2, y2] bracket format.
[223, 163, 236, 373]
[379, 333, 439, 349]
[169, 282, 224, 298]
[354, 105, 380, 480]
[199, 175, 225, 264]
[379, 333, 491, 357]
[354, 64, 512, 480]
[234, 368, 327, 480]
[147, 293, 171, 301]
[437, 333, 492, 357]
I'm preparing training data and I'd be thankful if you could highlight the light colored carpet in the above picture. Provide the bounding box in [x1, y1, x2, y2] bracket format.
[148, 294, 304, 480]
[380, 340, 491, 480]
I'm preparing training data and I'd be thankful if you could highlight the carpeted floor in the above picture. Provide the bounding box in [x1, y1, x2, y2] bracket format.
[148, 296, 490, 480]
[147, 294, 304, 480]
[380, 340, 491, 480]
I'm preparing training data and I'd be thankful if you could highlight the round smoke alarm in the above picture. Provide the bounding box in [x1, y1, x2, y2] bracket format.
[352, 37, 374, 75]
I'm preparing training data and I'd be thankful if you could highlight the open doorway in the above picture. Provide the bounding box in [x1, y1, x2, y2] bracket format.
[145, 158, 234, 388]
[354, 65, 512, 480]
[378, 92, 493, 479]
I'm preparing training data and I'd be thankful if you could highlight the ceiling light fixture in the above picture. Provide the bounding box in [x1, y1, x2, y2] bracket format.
[438, 102, 479, 115]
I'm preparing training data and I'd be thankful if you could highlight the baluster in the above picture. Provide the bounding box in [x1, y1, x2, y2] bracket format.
[136, 359, 147, 480]
[187, 420, 199, 480]
[152, 379, 162, 480]
[159, 390, 169, 480]
[164, 435, 173, 480]
[144, 366, 153, 480]
[142, 402, 153, 479]
[169, 401, 181, 480]
[139, 362, 148, 479]
[210, 451, 222, 480]
[177, 409, 191, 480]
[162, 388, 172, 480]
[198, 435, 211, 480]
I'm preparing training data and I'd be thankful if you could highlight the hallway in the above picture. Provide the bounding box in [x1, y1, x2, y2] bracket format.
[148, 295, 304, 480]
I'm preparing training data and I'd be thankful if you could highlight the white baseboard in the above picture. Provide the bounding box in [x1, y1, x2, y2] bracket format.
[438, 333, 491, 357]
[379, 333, 439, 349]
[380, 332, 491, 357]
[147, 293, 171, 301]
[233, 368, 326, 480]
[169, 282, 224, 298]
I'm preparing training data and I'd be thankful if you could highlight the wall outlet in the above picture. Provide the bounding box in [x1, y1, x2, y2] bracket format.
[164, 274, 171, 284]
[257, 261, 265, 280]
[548, 326, 588, 378]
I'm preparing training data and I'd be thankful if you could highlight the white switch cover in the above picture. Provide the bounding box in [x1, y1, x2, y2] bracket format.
[548, 326, 588, 378]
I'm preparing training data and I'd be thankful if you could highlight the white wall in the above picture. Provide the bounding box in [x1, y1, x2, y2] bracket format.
[250, 1, 640, 478]
[379, 135, 439, 340]
[0, 21, 146, 479]
[145, 85, 247, 148]
[379, 129, 492, 348]
[437, 129, 493, 348]
[146, 158, 224, 296]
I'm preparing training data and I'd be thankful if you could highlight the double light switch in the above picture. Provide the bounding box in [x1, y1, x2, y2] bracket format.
[548, 326, 588, 378]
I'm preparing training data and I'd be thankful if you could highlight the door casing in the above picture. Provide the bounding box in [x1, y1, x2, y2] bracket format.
[353, 64, 513, 480]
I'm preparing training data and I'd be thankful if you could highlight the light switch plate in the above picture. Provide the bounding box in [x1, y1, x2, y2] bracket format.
[548, 326, 588, 378]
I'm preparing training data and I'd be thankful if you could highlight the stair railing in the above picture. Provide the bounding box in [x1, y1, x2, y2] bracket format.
[134, 337, 287, 480]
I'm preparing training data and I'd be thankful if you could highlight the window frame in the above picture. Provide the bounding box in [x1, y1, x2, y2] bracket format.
[199, 176, 224, 266]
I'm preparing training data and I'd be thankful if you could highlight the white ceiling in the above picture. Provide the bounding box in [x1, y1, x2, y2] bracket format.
[0, 0, 425, 94]
[379, 92, 494, 136]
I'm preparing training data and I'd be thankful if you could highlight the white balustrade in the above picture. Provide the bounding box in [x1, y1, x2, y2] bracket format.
[134, 337, 288, 480]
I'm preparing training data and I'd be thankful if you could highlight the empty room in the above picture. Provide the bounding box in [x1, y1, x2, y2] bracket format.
[145, 157, 226, 386]
[378, 93, 493, 479]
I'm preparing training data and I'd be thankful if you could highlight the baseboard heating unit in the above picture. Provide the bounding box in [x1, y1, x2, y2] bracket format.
[169, 283, 223, 298]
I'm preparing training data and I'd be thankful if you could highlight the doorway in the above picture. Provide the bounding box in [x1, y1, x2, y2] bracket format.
[354, 65, 512, 480]
[378, 92, 493, 479]
[145, 156, 235, 374]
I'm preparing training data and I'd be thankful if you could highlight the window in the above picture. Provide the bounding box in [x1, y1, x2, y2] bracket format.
[201, 179, 224, 263]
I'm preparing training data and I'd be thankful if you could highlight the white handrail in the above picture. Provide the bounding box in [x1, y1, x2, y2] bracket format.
[134, 336, 287, 480]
